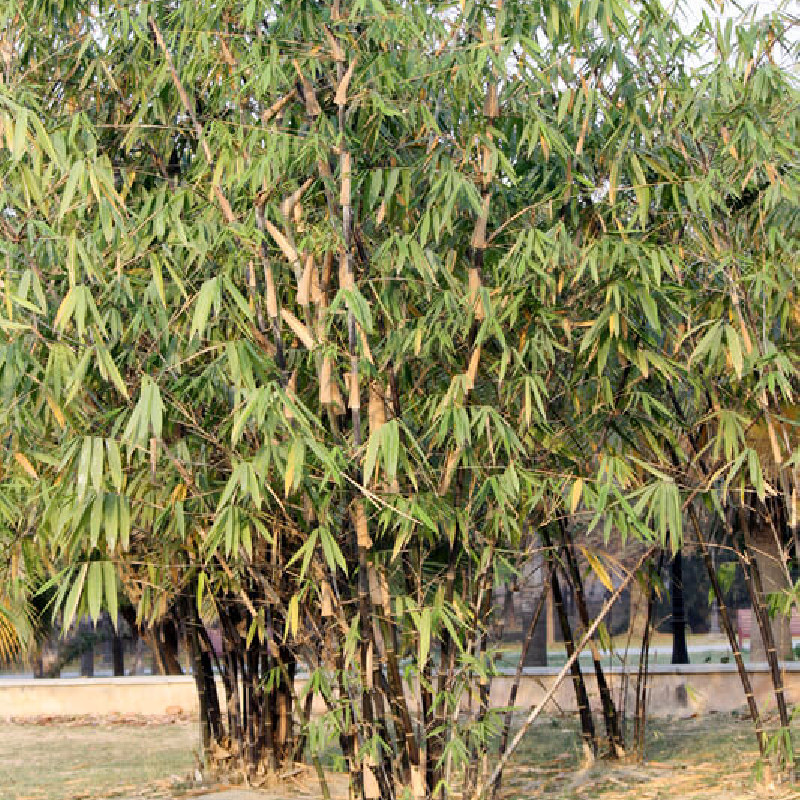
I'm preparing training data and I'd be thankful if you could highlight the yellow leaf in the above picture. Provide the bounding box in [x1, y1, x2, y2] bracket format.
[53, 287, 74, 330]
[46, 396, 66, 428]
[14, 452, 38, 479]
[569, 477, 583, 514]
[581, 547, 613, 592]
[287, 594, 299, 637]
[284, 440, 300, 498]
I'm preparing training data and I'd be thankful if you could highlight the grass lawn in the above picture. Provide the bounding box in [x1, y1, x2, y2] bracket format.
[1, 712, 797, 800]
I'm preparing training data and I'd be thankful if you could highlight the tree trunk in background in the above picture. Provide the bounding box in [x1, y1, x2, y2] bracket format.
[522, 597, 548, 667]
[149, 618, 184, 675]
[671, 550, 689, 664]
[749, 517, 794, 662]
[79, 619, 94, 677]
[628, 576, 650, 643]
[521, 551, 548, 667]
[112, 629, 125, 676]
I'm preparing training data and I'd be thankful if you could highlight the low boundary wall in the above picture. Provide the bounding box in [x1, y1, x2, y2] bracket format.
[2, 663, 800, 720]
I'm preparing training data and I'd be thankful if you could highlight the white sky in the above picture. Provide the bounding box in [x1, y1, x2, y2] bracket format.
[676, 0, 798, 68]
[679, 0, 792, 25]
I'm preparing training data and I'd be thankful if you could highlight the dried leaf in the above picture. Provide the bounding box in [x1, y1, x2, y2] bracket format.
[261, 89, 296, 123]
[323, 26, 345, 61]
[218, 36, 236, 66]
[438, 447, 462, 495]
[311, 259, 324, 303]
[340, 151, 351, 208]
[348, 369, 360, 410]
[411, 766, 426, 799]
[483, 84, 498, 118]
[265, 266, 278, 319]
[321, 580, 333, 617]
[303, 493, 316, 525]
[280, 177, 314, 219]
[335, 59, 357, 106]
[465, 345, 481, 391]
[468, 267, 485, 320]
[369, 381, 385, 433]
[339, 250, 354, 290]
[363, 760, 380, 799]
[352, 501, 371, 548]
[264, 219, 299, 266]
[581, 547, 613, 593]
[298, 255, 314, 307]
[360, 325, 374, 365]
[293, 61, 321, 116]
[320, 356, 334, 405]
[281, 308, 316, 349]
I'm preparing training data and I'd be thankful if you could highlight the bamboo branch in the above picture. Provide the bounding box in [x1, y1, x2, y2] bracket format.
[148, 18, 236, 224]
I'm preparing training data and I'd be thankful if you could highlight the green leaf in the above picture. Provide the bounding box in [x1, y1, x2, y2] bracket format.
[725, 324, 743, 378]
[363, 430, 381, 486]
[59, 161, 84, 219]
[104, 561, 118, 627]
[63, 563, 88, 631]
[90, 436, 104, 493]
[191, 277, 220, 339]
[106, 439, 123, 491]
[76, 437, 92, 501]
[417, 607, 431, 671]
[87, 561, 103, 622]
[381, 419, 399, 485]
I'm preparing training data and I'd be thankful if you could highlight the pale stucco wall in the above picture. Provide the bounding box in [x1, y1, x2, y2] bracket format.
[1, 664, 799, 720]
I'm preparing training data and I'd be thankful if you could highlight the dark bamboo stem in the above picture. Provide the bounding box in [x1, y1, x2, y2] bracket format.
[492, 564, 554, 799]
[689, 507, 765, 754]
[556, 520, 624, 756]
[633, 552, 663, 759]
[738, 508, 790, 731]
[475, 547, 657, 800]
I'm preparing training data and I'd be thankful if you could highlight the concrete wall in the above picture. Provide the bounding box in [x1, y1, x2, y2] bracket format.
[489, 663, 800, 717]
[2, 664, 799, 720]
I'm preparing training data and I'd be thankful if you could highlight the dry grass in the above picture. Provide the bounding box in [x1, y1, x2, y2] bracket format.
[502, 712, 800, 800]
[0, 718, 199, 800]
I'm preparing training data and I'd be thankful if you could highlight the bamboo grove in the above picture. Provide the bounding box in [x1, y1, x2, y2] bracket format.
[0, 0, 798, 797]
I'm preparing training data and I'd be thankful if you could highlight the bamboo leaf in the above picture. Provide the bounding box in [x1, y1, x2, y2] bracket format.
[62, 563, 88, 631]
[581, 547, 613, 593]
[14, 452, 38, 480]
